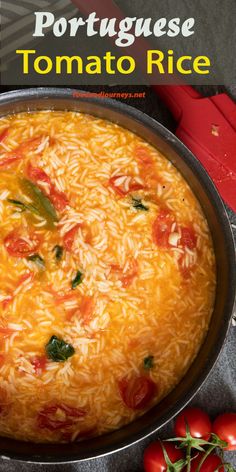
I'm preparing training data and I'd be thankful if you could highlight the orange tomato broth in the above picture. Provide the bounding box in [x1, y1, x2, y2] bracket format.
[0, 111, 215, 443]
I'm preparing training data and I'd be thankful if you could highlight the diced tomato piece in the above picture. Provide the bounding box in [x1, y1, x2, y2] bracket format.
[16, 272, 34, 287]
[0, 155, 22, 168]
[49, 188, 68, 212]
[66, 296, 94, 325]
[110, 259, 139, 287]
[30, 355, 47, 375]
[109, 174, 144, 196]
[0, 355, 5, 367]
[0, 327, 16, 338]
[16, 136, 43, 155]
[135, 146, 153, 166]
[2, 295, 13, 310]
[152, 209, 175, 248]
[121, 259, 139, 287]
[118, 375, 156, 410]
[178, 254, 195, 279]
[2, 272, 34, 310]
[37, 403, 86, 431]
[47, 286, 77, 305]
[0, 128, 9, 144]
[4, 230, 41, 258]
[79, 296, 94, 325]
[180, 226, 197, 249]
[63, 224, 81, 252]
[0, 137, 43, 169]
[27, 162, 51, 185]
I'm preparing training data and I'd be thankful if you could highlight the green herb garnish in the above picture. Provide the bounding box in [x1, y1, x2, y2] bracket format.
[19, 178, 58, 229]
[53, 245, 63, 262]
[27, 254, 45, 270]
[7, 198, 40, 216]
[132, 197, 149, 211]
[45, 335, 75, 362]
[71, 270, 83, 289]
[143, 355, 154, 370]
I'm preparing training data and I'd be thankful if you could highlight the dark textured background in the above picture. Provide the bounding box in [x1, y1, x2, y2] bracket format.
[0, 84, 235, 470]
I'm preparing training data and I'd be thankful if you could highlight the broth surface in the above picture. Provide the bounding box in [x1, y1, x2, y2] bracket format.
[0, 111, 215, 442]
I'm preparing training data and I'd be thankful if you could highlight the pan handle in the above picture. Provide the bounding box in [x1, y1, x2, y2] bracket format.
[152, 85, 202, 122]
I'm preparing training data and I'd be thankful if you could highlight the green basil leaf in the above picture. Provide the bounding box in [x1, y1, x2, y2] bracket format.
[71, 270, 83, 289]
[27, 253, 45, 270]
[143, 355, 154, 370]
[7, 198, 40, 216]
[19, 178, 58, 228]
[45, 335, 75, 362]
[131, 197, 149, 211]
[53, 245, 63, 262]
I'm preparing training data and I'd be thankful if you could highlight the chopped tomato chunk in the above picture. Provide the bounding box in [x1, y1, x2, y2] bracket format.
[180, 226, 197, 249]
[0, 137, 43, 169]
[178, 254, 195, 279]
[27, 162, 51, 185]
[110, 258, 138, 287]
[2, 272, 34, 310]
[121, 259, 139, 287]
[16, 272, 34, 287]
[0, 128, 9, 144]
[4, 230, 41, 258]
[66, 296, 94, 325]
[0, 355, 5, 367]
[109, 174, 143, 196]
[63, 224, 81, 252]
[37, 403, 86, 431]
[118, 375, 156, 410]
[0, 327, 16, 338]
[2, 295, 13, 310]
[152, 209, 175, 248]
[49, 189, 68, 212]
[79, 296, 94, 325]
[30, 356, 47, 375]
[135, 146, 153, 166]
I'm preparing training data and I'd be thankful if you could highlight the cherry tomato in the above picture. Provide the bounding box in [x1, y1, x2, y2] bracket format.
[109, 174, 143, 196]
[152, 210, 175, 248]
[118, 375, 156, 410]
[4, 230, 41, 258]
[37, 403, 86, 431]
[63, 224, 81, 252]
[174, 407, 212, 441]
[190, 453, 224, 472]
[180, 227, 197, 250]
[213, 412, 236, 450]
[144, 441, 184, 472]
